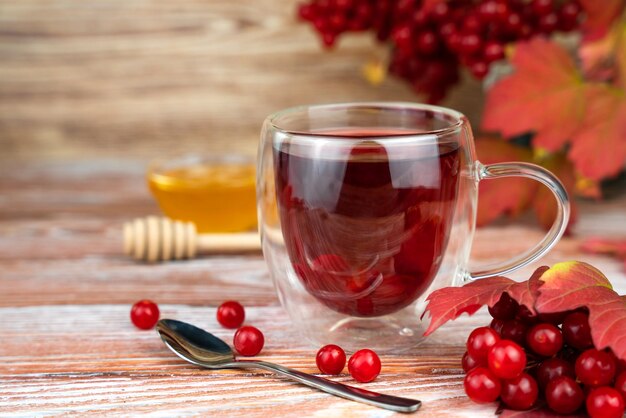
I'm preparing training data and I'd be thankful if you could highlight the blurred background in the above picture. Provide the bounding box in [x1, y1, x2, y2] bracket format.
[1, 0, 624, 244]
[0, 0, 483, 164]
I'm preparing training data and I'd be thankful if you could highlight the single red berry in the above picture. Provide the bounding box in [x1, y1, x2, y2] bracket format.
[446, 32, 462, 52]
[297, 4, 314, 21]
[469, 60, 489, 79]
[459, 34, 482, 55]
[329, 13, 347, 31]
[545, 376, 584, 414]
[516, 305, 537, 324]
[412, 9, 429, 26]
[500, 320, 528, 346]
[575, 349, 617, 387]
[233, 326, 264, 356]
[430, 2, 450, 23]
[618, 358, 626, 375]
[536, 358, 576, 390]
[348, 349, 381, 383]
[526, 323, 563, 357]
[477, 0, 496, 23]
[614, 371, 626, 403]
[439, 22, 456, 40]
[321, 32, 336, 48]
[500, 372, 538, 410]
[415, 31, 439, 55]
[490, 318, 505, 335]
[504, 11, 523, 34]
[488, 340, 526, 379]
[392, 24, 413, 49]
[395, 0, 415, 15]
[467, 327, 501, 362]
[216, 301, 245, 329]
[559, 2, 581, 31]
[560, 1, 581, 21]
[355, 3, 372, 22]
[607, 350, 620, 369]
[488, 293, 519, 320]
[586, 387, 625, 418]
[316, 344, 346, 375]
[494, 1, 511, 23]
[462, 351, 485, 372]
[130, 299, 160, 330]
[464, 367, 501, 403]
[462, 14, 483, 34]
[562, 311, 593, 350]
[538, 12, 558, 33]
[483, 41, 504, 63]
[312, 16, 328, 32]
[537, 311, 567, 326]
[531, 0, 554, 16]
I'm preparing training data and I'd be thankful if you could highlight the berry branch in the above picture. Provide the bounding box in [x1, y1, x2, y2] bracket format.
[424, 261, 626, 416]
[297, 0, 582, 103]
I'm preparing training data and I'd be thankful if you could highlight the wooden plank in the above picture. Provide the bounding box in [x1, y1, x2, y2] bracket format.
[0, 0, 483, 162]
[0, 304, 492, 417]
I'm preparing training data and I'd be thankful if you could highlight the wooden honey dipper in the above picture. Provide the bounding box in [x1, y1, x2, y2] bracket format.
[123, 216, 261, 262]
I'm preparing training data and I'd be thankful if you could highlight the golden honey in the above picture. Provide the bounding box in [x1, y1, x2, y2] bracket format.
[148, 158, 257, 233]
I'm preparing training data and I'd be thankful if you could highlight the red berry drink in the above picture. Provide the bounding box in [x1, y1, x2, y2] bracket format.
[274, 128, 460, 317]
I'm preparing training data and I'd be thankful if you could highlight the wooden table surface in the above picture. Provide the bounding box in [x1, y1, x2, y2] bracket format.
[2, 160, 626, 417]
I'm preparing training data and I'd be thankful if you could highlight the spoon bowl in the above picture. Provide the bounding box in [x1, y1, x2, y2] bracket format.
[157, 319, 234, 366]
[156, 319, 421, 413]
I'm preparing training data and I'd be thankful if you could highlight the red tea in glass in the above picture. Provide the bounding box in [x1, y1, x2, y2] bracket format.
[260, 103, 569, 352]
[274, 128, 461, 317]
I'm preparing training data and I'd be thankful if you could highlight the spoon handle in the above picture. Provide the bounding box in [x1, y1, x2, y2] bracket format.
[231, 360, 421, 413]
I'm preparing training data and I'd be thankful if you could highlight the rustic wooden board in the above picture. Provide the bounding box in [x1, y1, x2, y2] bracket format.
[1, 160, 625, 416]
[0, 0, 483, 162]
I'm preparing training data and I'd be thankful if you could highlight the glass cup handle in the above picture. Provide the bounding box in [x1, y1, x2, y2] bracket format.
[468, 161, 571, 281]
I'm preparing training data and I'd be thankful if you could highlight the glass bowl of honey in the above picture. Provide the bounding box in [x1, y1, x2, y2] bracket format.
[147, 154, 257, 233]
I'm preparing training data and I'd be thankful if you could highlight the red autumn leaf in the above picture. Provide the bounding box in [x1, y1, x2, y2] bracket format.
[483, 37, 626, 182]
[535, 261, 626, 361]
[579, 0, 625, 40]
[573, 23, 626, 180]
[581, 237, 626, 258]
[618, 23, 626, 90]
[475, 138, 537, 227]
[579, 21, 626, 82]
[482, 38, 586, 153]
[422, 267, 548, 336]
[568, 84, 626, 180]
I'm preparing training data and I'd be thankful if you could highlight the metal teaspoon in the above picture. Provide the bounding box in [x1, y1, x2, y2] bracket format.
[156, 319, 421, 413]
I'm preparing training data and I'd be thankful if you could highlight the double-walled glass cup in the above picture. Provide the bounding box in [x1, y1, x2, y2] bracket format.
[257, 103, 569, 353]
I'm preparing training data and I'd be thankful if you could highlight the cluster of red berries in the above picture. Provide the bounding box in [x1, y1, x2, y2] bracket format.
[317, 344, 382, 382]
[130, 299, 381, 383]
[129, 299, 264, 356]
[218, 300, 382, 382]
[463, 293, 626, 418]
[217, 300, 383, 382]
[297, 0, 582, 102]
[217, 300, 265, 356]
